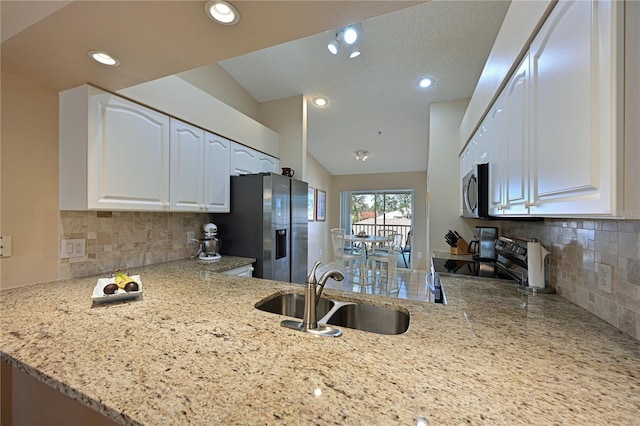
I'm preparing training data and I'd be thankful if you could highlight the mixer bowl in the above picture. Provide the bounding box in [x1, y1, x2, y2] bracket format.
[202, 238, 221, 255]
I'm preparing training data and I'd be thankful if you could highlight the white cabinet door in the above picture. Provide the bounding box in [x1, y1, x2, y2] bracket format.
[230, 143, 258, 175]
[88, 91, 171, 211]
[257, 154, 279, 173]
[528, 0, 619, 216]
[204, 132, 231, 212]
[501, 55, 530, 215]
[482, 96, 505, 215]
[230, 142, 279, 176]
[170, 119, 205, 212]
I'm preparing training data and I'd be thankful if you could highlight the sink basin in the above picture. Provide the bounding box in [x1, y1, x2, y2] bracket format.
[255, 293, 334, 319]
[325, 303, 410, 335]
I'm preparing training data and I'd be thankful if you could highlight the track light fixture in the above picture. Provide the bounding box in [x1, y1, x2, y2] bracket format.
[354, 150, 369, 161]
[327, 23, 362, 58]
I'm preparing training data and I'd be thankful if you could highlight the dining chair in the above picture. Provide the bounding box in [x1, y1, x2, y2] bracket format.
[366, 243, 401, 293]
[401, 230, 412, 268]
[372, 232, 402, 257]
[331, 230, 362, 278]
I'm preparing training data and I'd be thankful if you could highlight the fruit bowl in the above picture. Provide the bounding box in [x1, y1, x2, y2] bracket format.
[91, 275, 143, 304]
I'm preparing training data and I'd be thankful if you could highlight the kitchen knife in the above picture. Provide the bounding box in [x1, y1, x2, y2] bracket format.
[444, 235, 456, 246]
[447, 230, 459, 244]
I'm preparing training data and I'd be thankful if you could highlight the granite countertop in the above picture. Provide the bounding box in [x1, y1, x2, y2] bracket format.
[1, 258, 639, 425]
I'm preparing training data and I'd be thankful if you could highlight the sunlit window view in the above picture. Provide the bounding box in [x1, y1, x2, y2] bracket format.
[340, 190, 413, 269]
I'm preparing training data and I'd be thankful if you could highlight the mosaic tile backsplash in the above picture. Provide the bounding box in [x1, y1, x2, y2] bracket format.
[497, 219, 640, 340]
[59, 211, 208, 280]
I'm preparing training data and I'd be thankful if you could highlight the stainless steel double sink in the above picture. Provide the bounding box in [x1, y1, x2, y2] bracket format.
[255, 292, 410, 335]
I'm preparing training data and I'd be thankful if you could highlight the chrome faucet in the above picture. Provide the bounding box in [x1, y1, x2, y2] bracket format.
[302, 261, 344, 330]
[281, 261, 344, 337]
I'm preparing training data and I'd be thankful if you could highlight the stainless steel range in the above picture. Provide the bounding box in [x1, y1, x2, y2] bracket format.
[431, 236, 554, 293]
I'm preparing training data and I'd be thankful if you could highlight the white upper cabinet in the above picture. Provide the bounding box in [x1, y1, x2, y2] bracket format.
[204, 133, 231, 212]
[482, 95, 505, 215]
[170, 119, 205, 211]
[494, 55, 530, 216]
[230, 142, 279, 176]
[462, 0, 627, 218]
[169, 119, 231, 213]
[528, 0, 622, 216]
[60, 85, 236, 213]
[60, 85, 171, 211]
[258, 154, 279, 174]
[230, 143, 258, 175]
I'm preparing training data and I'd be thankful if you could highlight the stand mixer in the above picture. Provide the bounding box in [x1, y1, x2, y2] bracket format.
[194, 223, 222, 263]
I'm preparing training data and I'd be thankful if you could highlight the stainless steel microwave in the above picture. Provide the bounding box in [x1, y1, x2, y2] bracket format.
[462, 163, 490, 218]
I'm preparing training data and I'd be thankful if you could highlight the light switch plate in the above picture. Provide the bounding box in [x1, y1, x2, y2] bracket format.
[60, 239, 86, 258]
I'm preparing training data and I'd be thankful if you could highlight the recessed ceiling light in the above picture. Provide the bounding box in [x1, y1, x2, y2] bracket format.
[313, 97, 328, 107]
[418, 77, 434, 89]
[88, 51, 120, 66]
[205, 1, 240, 25]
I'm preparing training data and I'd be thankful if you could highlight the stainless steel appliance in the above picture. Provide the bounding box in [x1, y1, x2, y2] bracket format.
[214, 173, 308, 284]
[462, 163, 490, 218]
[197, 222, 222, 263]
[494, 237, 553, 293]
[431, 236, 554, 293]
[475, 226, 498, 260]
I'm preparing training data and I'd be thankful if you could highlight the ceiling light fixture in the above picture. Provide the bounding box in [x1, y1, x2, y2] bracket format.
[418, 77, 434, 88]
[354, 150, 369, 161]
[349, 44, 361, 59]
[313, 97, 328, 107]
[205, 0, 240, 25]
[88, 51, 120, 66]
[343, 26, 359, 45]
[327, 23, 362, 58]
[327, 38, 340, 55]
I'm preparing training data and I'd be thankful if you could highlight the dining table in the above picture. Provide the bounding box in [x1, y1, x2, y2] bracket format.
[342, 234, 392, 283]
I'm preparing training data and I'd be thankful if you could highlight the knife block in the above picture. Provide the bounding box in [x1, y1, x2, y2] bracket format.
[450, 238, 469, 255]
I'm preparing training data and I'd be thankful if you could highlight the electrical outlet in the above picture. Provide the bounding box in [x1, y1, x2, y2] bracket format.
[319, 249, 323, 256]
[598, 263, 613, 293]
[0, 235, 13, 257]
[187, 231, 196, 243]
[60, 239, 86, 258]
[417, 251, 423, 259]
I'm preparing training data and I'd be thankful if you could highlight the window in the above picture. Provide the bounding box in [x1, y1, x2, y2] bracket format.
[340, 190, 413, 268]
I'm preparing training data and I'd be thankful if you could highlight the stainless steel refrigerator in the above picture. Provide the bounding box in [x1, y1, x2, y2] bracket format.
[213, 173, 308, 284]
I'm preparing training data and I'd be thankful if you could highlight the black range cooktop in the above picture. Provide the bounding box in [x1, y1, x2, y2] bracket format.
[431, 257, 516, 281]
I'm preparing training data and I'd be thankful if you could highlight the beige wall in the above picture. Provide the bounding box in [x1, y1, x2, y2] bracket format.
[259, 96, 307, 178]
[330, 171, 428, 272]
[1, 72, 59, 288]
[305, 154, 333, 268]
[428, 98, 472, 257]
[178, 64, 259, 121]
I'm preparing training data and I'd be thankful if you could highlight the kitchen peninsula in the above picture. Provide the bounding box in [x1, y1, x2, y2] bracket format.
[1, 259, 639, 425]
